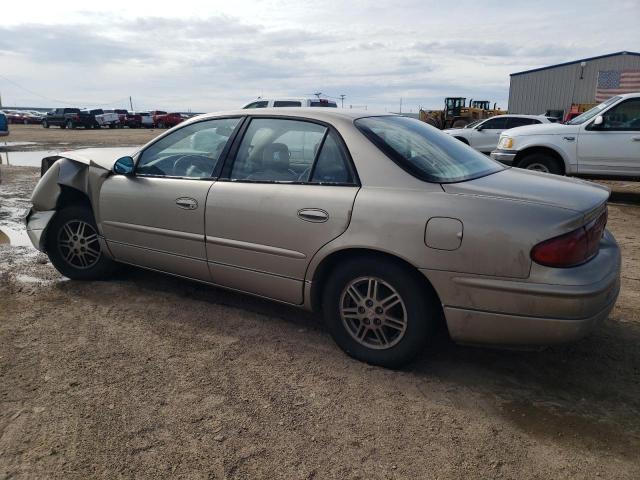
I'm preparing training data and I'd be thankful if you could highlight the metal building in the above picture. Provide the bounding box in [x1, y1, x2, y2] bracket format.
[508, 51, 640, 117]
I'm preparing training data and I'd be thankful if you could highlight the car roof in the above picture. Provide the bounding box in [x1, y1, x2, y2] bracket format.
[492, 114, 550, 118]
[191, 107, 392, 124]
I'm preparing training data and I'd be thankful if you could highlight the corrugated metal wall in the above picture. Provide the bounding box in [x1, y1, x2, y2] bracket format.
[508, 54, 640, 115]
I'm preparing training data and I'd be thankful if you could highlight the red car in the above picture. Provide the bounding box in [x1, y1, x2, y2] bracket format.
[151, 111, 184, 128]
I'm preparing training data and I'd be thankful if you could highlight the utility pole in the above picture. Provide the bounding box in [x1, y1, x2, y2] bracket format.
[339, 94, 346, 108]
[399, 97, 402, 114]
[129, 96, 133, 111]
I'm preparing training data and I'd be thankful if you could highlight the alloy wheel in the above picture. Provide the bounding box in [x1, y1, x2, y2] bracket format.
[339, 276, 407, 350]
[526, 163, 550, 173]
[57, 220, 101, 269]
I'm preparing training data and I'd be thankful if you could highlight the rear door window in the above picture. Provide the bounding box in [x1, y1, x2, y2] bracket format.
[228, 118, 356, 184]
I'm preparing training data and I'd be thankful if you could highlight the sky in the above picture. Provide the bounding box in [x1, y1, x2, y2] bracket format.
[0, 0, 638, 112]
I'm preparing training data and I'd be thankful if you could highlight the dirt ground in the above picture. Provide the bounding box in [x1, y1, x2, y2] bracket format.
[1, 124, 160, 151]
[1, 136, 640, 478]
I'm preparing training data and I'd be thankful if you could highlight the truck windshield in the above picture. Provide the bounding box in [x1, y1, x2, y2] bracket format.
[566, 96, 620, 125]
[355, 116, 504, 183]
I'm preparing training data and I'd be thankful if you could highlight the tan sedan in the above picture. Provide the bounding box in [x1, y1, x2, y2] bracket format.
[26, 109, 620, 367]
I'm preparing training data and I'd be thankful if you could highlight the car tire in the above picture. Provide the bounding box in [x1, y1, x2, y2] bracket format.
[46, 205, 117, 281]
[65, 120, 74, 129]
[158, 122, 165, 129]
[518, 153, 563, 175]
[42, 120, 49, 128]
[60, 122, 66, 129]
[322, 257, 438, 368]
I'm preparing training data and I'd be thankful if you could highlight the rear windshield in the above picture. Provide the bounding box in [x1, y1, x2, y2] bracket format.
[310, 100, 337, 107]
[355, 116, 504, 183]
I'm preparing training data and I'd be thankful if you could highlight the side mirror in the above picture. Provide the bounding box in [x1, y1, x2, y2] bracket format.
[476, 126, 484, 131]
[113, 156, 134, 175]
[592, 115, 604, 127]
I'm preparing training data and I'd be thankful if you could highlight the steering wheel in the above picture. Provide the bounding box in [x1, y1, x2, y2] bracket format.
[172, 154, 214, 177]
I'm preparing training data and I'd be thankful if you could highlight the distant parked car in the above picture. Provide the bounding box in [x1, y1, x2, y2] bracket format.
[0, 111, 8, 136]
[443, 115, 557, 153]
[42, 108, 95, 129]
[243, 97, 338, 108]
[136, 112, 154, 128]
[153, 112, 184, 128]
[491, 92, 640, 177]
[86, 109, 119, 129]
[123, 112, 142, 128]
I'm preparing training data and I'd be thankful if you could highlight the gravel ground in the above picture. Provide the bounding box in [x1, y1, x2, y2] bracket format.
[1, 158, 640, 478]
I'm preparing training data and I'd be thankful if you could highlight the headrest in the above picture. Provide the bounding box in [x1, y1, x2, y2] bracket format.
[262, 143, 290, 170]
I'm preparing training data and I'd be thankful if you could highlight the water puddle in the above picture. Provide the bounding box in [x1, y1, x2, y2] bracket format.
[0, 225, 33, 247]
[0, 141, 38, 148]
[0, 150, 62, 167]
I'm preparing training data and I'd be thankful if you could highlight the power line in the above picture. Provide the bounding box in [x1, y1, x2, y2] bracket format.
[0, 74, 130, 106]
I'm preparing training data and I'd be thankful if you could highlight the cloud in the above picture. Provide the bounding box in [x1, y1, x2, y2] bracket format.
[0, 1, 638, 111]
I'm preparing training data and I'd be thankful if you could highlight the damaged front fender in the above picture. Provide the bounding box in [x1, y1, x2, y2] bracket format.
[26, 153, 120, 252]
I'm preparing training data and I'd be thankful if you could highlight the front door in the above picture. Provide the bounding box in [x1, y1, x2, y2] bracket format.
[205, 117, 360, 304]
[470, 116, 509, 152]
[98, 117, 243, 280]
[578, 98, 640, 176]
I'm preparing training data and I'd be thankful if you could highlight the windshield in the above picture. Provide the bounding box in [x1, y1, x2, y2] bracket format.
[355, 116, 504, 183]
[566, 96, 620, 125]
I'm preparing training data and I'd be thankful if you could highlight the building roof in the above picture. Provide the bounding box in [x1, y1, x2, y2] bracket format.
[510, 51, 640, 77]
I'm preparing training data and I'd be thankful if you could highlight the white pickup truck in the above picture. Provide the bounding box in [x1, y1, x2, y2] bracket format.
[88, 109, 120, 129]
[491, 92, 640, 178]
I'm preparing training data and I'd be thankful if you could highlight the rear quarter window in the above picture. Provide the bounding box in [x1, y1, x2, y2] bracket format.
[355, 116, 504, 183]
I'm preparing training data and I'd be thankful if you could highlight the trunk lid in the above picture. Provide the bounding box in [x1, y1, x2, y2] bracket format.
[442, 168, 609, 215]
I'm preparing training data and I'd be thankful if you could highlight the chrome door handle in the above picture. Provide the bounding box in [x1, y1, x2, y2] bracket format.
[298, 208, 329, 223]
[563, 136, 575, 142]
[175, 197, 198, 210]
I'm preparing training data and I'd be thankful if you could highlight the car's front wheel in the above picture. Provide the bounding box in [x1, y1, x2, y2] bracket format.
[322, 257, 438, 368]
[46, 206, 116, 280]
[518, 153, 563, 175]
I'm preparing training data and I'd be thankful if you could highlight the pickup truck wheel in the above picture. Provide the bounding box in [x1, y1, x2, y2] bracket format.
[65, 120, 74, 129]
[42, 120, 49, 128]
[322, 258, 437, 368]
[158, 122, 165, 129]
[46, 206, 117, 281]
[518, 154, 562, 175]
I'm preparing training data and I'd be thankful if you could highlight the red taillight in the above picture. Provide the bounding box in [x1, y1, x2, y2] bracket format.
[531, 210, 607, 268]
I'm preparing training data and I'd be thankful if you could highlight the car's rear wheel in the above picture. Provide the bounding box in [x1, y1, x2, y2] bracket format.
[322, 257, 438, 368]
[42, 119, 49, 128]
[65, 120, 74, 129]
[518, 153, 563, 175]
[46, 206, 116, 280]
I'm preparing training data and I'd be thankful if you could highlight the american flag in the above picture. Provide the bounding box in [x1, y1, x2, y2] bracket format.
[595, 70, 640, 102]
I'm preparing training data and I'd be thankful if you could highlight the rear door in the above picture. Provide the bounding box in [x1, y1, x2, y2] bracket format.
[98, 117, 243, 280]
[469, 116, 509, 152]
[578, 98, 640, 176]
[205, 116, 359, 304]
